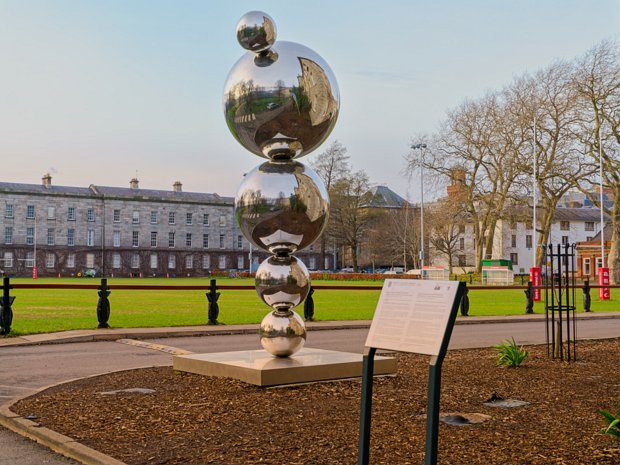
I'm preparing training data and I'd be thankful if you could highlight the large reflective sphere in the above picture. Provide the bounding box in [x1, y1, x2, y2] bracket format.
[236, 11, 277, 53]
[223, 41, 340, 159]
[236, 160, 329, 254]
[255, 255, 310, 310]
[259, 310, 306, 357]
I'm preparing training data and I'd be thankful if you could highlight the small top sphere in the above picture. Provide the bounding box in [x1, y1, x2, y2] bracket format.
[236, 11, 277, 52]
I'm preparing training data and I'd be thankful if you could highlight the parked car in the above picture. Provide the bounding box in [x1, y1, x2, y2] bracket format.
[340, 267, 354, 273]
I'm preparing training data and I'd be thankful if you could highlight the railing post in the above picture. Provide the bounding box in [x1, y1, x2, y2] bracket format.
[97, 278, 111, 328]
[0, 277, 14, 335]
[206, 279, 221, 325]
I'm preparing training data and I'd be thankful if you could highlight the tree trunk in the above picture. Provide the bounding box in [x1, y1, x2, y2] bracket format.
[608, 186, 620, 284]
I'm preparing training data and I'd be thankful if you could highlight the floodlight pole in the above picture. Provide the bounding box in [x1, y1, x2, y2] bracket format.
[411, 143, 427, 268]
[599, 129, 605, 268]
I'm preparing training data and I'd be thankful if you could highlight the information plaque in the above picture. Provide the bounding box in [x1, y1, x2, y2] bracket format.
[365, 279, 459, 356]
[358, 279, 465, 465]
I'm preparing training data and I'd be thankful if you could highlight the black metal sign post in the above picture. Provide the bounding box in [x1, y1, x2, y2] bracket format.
[358, 281, 464, 465]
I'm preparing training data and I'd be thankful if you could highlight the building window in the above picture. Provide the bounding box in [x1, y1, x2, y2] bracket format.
[87, 208, 95, 222]
[113, 231, 121, 247]
[561, 235, 569, 245]
[309, 256, 316, 270]
[203, 213, 209, 226]
[67, 229, 75, 246]
[67, 254, 75, 268]
[583, 258, 591, 276]
[237, 235, 243, 249]
[585, 222, 595, 231]
[132, 211, 140, 224]
[150, 254, 158, 269]
[47, 206, 55, 220]
[25, 251, 34, 268]
[202, 255, 210, 269]
[186, 233, 192, 247]
[219, 234, 225, 249]
[150, 211, 157, 224]
[5, 204, 14, 218]
[47, 228, 55, 246]
[510, 253, 518, 265]
[169, 212, 175, 225]
[113, 254, 121, 269]
[3, 252, 13, 268]
[237, 255, 244, 269]
[26, 227, 35, 245]
[4, 227, 12, 245]
[46, 253, 55, 268]
[526, 235, 532, 248]
[203, 234, 209, 249]
[560, 221, 570, 231]
[185, 255, 194, 269]
[113, 209, 121, 223]
[87, 229, 95, 246]
[131, 254, 140, 269]
[132, 231, 139, 247]
[219, 215, 226, 227]
[168, 255, 176, 269]
[526, 220, 533, 230]
[218, 255, 226, 269]
[459, 237, 465, 250]
[168, 232, 175, 248]
[186, 213, 193, 225]
[458, 255, 467, 267]
[151, 232, 158, 247]
[458, 224, 465, 234]
[26, 205, 35, 219]
[68, 207, 76, 221]
[511, 235, 517, 248]
[86, 253, 95, 268]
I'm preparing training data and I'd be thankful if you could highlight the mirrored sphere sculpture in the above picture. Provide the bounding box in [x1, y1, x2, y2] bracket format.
[223, 41, 340, 159]
[235, 160, 329, 254]
[236, 11, 277, 52]
[259, 310, 306, 357]
[255, 255, 310, 311]
[226, 11, 338, 357]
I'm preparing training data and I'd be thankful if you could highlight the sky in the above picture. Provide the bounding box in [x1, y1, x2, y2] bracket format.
[1, 0, 619, 202]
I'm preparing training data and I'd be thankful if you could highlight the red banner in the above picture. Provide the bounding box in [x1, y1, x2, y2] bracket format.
[529, 267, 541, 301]
[598, 267, 610, 300]
[32, 265, 38, 280]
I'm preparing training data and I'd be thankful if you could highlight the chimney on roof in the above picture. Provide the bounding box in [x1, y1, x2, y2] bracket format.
[42, 173, 52, 188]
[129, 178, 139, 189]
[173, 181, 183, 193]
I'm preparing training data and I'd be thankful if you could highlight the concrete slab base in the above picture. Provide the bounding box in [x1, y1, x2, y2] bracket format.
[173, 347, 397, 387]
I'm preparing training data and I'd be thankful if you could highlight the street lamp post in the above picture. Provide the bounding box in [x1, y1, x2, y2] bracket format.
[411, 143, 427, 269]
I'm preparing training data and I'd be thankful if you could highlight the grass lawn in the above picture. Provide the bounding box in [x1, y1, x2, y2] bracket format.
[2, 277, 619, 336]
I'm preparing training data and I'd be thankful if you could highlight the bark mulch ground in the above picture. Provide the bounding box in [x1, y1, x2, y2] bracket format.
[12, 339, 620, 465]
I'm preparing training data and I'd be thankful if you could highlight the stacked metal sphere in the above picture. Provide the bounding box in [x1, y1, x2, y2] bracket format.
[223, 11, 339, 356]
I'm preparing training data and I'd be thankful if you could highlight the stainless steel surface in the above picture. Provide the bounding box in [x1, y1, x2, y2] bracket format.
[236, 11, 277, 53]
[259, 309, 306, 357]
[223, 40, 339, 159]
[255, 255, 310, 310]
[235, 160, 329, 254]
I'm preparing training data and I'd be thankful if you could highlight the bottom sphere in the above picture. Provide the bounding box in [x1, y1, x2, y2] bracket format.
[259, 310, 306, 357]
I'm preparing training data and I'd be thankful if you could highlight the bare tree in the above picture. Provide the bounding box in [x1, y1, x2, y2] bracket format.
[329, 170, 373, 272]
[309, 140, 350, 268]
[573, 40, 620, 281]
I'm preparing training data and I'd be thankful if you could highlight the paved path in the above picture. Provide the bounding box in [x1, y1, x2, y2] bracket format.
[1, 313, 619, 465]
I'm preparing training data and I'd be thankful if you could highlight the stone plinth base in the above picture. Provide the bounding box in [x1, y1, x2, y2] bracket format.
[173, 347, 397, 387]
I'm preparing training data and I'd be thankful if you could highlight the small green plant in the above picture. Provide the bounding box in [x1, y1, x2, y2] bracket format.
[598, 405, 620, 438]
[493, 337, 528, 367]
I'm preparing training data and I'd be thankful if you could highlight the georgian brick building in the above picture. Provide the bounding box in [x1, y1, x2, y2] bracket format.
[0, 175, 320, 277]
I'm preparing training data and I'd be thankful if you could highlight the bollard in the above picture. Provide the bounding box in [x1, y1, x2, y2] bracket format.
[583, 279, 591, 312]
[0, 277, 15, 335]
[304, 286, 315, 321]
[97, 278, 111, 328]
[459, 283, 469, 316]
[524, 281, 534, 314]
[206, 279, 221, 325]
